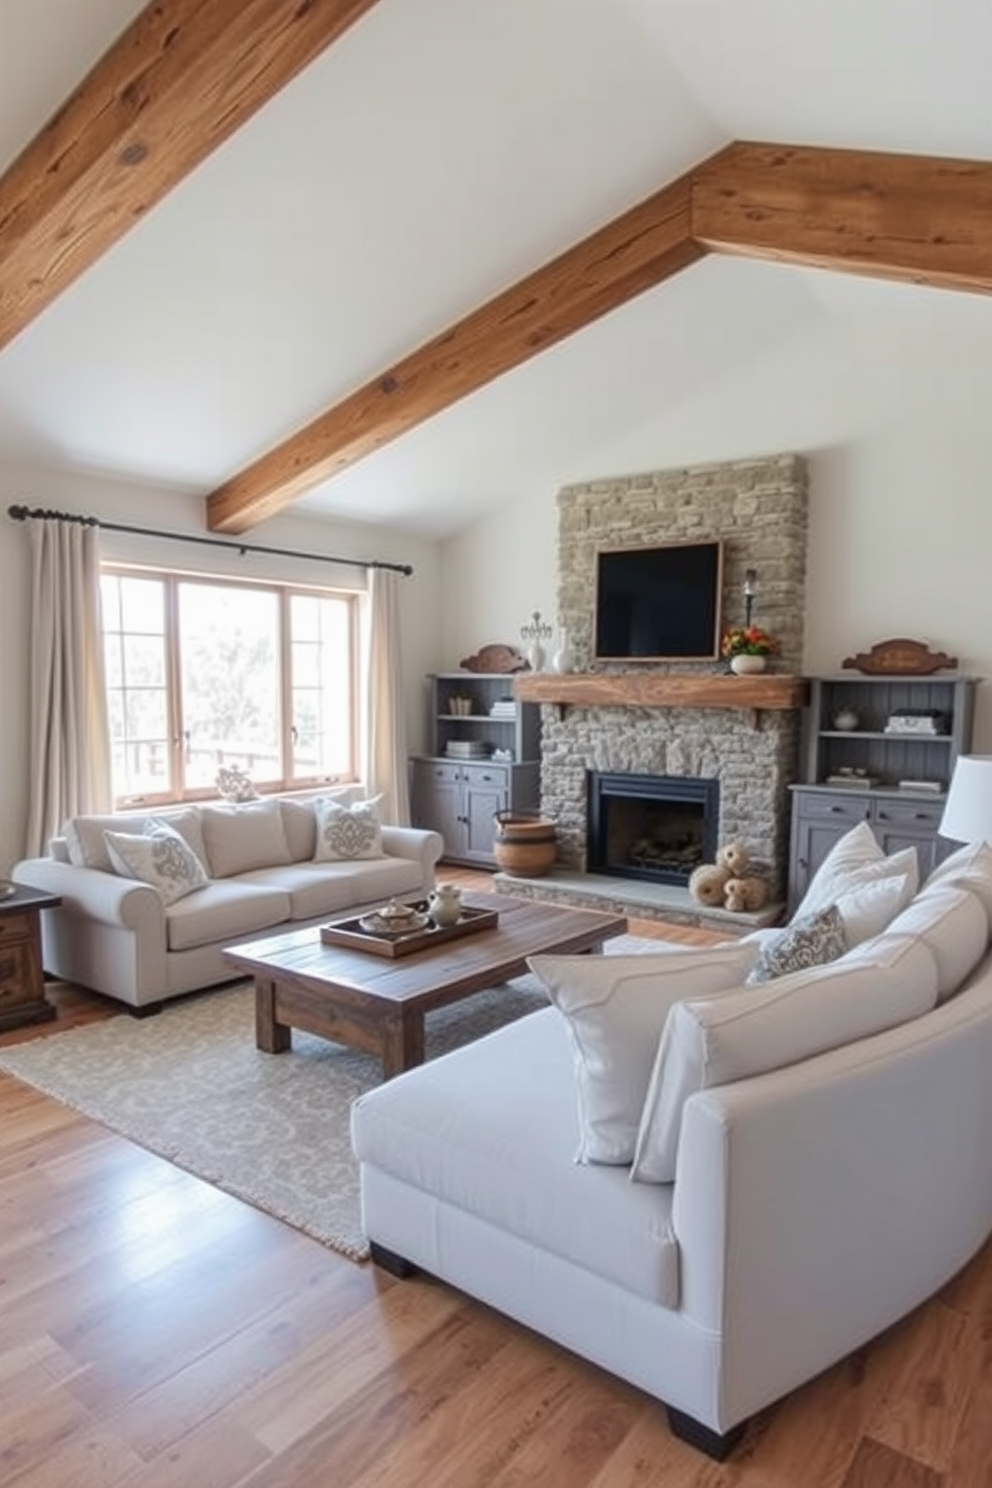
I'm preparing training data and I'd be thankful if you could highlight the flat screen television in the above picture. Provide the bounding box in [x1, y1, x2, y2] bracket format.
[594, 539, 724, 661]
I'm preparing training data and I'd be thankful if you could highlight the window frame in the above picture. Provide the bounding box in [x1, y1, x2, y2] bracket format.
[101, 562, 361, 808]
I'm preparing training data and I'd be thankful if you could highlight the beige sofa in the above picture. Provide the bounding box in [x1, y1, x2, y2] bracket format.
[13, 791, 444, 1010]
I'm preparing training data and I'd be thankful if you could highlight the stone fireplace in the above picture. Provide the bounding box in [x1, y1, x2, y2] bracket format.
[510, 454, 809, 918]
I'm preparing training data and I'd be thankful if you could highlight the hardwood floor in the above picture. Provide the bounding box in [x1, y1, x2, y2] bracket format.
[0, 867, 990, 1485]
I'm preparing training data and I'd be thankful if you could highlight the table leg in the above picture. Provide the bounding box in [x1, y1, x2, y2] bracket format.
[255, 977, 291, 1053]
[381, 1007, 425, 1080]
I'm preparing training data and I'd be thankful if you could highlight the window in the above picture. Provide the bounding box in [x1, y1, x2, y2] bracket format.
[101, 568, 359, 804]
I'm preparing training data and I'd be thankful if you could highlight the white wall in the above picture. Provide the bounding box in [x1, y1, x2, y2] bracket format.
[0, 464, 442, 872]
[442, 303, 992, 751]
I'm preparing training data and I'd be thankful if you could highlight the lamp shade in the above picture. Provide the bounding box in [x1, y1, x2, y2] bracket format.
[939, 756, 992, 845]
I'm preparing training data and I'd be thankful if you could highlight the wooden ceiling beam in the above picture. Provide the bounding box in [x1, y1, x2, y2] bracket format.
[206, 173, 704, 532]
[209, 139, 992, 534]
[0, 0, 383, 353]
[691, 140, 992, 294]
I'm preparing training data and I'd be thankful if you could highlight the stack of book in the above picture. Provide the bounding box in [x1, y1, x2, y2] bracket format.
[445, 740, 490, 758]
[884, 709, 946, 736]
[489, 699, 517, 719]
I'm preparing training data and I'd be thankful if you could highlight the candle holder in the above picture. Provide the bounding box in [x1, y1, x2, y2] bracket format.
[520, 610, 554, 671]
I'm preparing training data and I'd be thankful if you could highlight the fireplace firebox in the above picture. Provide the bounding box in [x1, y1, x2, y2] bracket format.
[586, 771, 720, 886]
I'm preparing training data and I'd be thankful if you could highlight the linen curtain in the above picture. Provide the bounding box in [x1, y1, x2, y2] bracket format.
[25, 517, 112, 856]
[362, 567, 411, 826]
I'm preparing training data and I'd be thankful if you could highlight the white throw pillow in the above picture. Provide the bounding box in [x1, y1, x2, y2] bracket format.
[104, 821, 209, 905]
[313, 795, 384, 861]
[200, 798, 293, 877]
[832, 872, 915, 947]
[795, 840, 919, 924]
[527, 942, 758, 1165]
[791, 820, 883, 920]
[65, 806, 208, 873]
[631, 933, 940, 1185]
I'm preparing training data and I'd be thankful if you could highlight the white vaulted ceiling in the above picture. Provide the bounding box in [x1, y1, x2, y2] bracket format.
[0, 0, 990, 537]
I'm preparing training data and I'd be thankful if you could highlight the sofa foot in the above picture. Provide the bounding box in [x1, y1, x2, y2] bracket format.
[369, 1241, 419, 1278]
[666, 1407, 747, 1460]
[127, 1002, 163, 1019]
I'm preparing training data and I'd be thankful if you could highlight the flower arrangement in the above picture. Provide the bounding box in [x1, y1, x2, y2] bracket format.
[720, 624, 779, 659]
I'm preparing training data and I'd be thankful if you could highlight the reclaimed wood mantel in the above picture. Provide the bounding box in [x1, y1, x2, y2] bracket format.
[512, 672, 808, 711]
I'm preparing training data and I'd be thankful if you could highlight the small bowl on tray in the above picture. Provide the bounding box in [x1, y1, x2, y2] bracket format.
[358, 900, 431, 938]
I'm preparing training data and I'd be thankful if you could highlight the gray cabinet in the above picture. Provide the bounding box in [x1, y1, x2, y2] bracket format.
[410, 673, 542, 866]
[788, 673, 978, 911]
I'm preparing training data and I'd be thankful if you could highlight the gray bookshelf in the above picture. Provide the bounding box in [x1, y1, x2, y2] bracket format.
[788, 672, 977, 910]
[410, 673, 542, 866]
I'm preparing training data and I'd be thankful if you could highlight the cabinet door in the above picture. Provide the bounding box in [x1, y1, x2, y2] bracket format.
[462, 766, 508, 863]
[788, 791, 869, 911]
[870, 799, 944, 879]
[412, 761, 466, 857]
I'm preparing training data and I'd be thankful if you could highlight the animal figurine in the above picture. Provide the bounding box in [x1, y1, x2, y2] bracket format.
[716, 841, 751, 877]
[688, 862, 732, 907]
[723, 875, 769, 913]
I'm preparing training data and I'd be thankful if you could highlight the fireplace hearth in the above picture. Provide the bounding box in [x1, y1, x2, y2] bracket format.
[587, 771, 720, 887]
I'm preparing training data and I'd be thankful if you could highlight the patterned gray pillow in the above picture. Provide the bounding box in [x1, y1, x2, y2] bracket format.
[103, 821, 209, 905]
[313, 795, 384, 861]
[745, 903, 847, 985]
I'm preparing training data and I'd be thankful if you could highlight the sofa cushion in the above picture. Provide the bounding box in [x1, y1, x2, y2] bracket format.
[104, 822, 209, 906]
[631, 934, 940, 1185]
[165, 880, 292, 952]
[875, 883, 989, 1002]
[745, 903, 847, 985]
[351, 1007, 681, 1308]
[923, 840, 992, 923]
[200, 799, 293, 878]
[232, 854, 424, 919]
[313, 795, 384, 861]
[64, 806, 208, 874]
[527, 942, 758, 1165]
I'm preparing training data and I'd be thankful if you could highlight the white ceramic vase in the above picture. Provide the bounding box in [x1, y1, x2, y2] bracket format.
[549, 629, 573, 674]
[730, 653, 767, 675]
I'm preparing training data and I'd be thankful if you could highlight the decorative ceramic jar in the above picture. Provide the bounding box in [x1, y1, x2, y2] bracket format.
[428, 884, 463, 927]
[730, 653, 767, 675]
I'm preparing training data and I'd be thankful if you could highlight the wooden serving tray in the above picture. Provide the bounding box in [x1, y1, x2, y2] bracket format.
[320, 901, 499, 958]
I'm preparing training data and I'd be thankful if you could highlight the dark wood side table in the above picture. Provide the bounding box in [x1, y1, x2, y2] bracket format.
[0, 883, 61, 1031]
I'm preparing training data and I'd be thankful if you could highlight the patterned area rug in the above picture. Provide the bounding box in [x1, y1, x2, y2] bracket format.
[0, 935, 655, 1261]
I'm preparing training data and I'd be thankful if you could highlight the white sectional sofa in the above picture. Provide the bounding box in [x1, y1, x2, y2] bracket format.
[13, 790, 443, 1010]
[351, 829, 992, 1458]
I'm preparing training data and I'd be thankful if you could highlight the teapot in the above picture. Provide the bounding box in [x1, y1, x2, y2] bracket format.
[428, 883, 463, 927]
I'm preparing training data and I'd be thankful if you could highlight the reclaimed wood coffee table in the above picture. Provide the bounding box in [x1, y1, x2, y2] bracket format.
[223, 892, 627, 1080]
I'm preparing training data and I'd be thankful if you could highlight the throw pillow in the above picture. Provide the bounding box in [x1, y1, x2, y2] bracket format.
[199, 798, 293, 878]
[791, 820, 883, 920]
[103, 821, 209, 905]
[630, 934, 940, 1185]
[794, 842, 920, 924]
[745, 903, 847, 985]
[313, 795, 385, 862]
[526, 942, 759, 1165]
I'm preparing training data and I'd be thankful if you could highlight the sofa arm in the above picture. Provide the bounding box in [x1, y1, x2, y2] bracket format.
[671, 984, 992, 1429]
[13, 857, 165, 935]
[380, 826, 444, 873]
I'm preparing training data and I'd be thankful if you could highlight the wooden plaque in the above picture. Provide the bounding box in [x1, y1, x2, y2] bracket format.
[841, 639, 958, 675]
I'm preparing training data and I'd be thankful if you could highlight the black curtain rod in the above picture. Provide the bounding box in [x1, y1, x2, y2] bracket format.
[7, 504, 414, 577]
